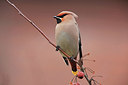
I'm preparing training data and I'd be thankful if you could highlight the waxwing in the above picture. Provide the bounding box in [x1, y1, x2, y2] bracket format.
[54, 11, 82, 75]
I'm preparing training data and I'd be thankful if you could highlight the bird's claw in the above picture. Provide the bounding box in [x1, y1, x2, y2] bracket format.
[56, 46, 60, 51]
[69, 56, 74, 60]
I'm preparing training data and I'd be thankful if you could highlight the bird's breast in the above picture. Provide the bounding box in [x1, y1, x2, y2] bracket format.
[55, 23, 79, 57]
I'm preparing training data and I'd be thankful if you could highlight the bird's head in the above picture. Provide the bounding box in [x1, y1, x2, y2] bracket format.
[53, 11, 78, 24]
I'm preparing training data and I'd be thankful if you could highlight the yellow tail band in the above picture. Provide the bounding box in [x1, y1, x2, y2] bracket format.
[72, 71, 78, 76]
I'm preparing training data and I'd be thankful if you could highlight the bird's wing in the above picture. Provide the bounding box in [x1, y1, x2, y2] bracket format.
[79, 33, 83, 59]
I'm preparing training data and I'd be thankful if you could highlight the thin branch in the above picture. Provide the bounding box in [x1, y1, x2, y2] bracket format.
[6, 0, 70, 58]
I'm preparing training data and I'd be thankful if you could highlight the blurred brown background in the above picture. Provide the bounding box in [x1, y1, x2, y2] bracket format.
[0, 0, 128, 85]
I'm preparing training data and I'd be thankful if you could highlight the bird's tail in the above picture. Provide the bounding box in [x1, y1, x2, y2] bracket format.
[69, 59, 78, 76]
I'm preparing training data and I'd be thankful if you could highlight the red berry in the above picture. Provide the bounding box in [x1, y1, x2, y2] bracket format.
[69, 82, 73, 85]
[72, 82, 80, 85]
[77, 71, 84, 79]
[76, 82, 80, 85]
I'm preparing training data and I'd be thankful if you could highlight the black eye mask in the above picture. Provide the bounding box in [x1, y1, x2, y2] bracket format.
[56, 18, 62, 24]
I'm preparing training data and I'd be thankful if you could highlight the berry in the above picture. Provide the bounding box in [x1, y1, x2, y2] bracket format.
[72, 82, 80, 85]
[77, 71, 84, 79]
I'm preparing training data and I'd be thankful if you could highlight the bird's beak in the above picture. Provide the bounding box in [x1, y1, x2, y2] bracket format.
[53, 16, 62, 24]
[53, 16, 59, 19]
[53, 16, 57, 18]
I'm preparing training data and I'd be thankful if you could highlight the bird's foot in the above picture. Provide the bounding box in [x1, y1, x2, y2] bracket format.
[56, 45, 60, 51]
[69, 56, 78, 63]
[69, 56, 74, 60]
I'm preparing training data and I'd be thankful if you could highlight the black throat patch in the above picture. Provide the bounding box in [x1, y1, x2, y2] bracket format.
[56, 18, 62, 24]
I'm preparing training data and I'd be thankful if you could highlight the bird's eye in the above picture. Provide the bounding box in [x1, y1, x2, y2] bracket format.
[57, 14, 68, 18]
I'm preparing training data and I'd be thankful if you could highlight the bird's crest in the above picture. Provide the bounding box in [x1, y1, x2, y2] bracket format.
[57, 11, 78, 19]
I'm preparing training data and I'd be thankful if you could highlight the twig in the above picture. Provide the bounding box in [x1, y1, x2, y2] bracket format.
[6, 0, 70, 58]
[5, 0, 98, 85]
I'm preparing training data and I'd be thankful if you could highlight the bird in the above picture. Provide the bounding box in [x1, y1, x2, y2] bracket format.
[53, 11, 82, 76]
